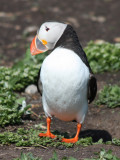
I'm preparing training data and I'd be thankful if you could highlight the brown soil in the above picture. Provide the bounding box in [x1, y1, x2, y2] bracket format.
[0, 144, 120, 160]
[0, 0, 120, 65]
[0, 0, 120, 159]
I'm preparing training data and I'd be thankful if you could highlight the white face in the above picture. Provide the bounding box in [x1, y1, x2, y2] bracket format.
[37, 22, 67, 50]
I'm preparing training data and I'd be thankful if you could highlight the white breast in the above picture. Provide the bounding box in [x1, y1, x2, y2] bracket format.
[40, 47, 90, 123]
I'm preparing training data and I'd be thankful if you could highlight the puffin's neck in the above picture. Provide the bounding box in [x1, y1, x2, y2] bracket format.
[55, 25, 83, 54]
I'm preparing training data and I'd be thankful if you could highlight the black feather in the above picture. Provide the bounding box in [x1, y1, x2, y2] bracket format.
[88, 74, 97, 103]
[37, 67, 42, 96]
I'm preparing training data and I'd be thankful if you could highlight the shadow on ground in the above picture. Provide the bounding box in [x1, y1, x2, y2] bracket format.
[53, 129, 112, 142]
[80, 129, 112, 142]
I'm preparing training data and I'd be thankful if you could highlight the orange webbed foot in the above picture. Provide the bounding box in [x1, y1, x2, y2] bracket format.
[61, 123, 82, 143]
[38, 117, 56, 139]
[39, 132, 56, 139]
[61, 137, 78, 143]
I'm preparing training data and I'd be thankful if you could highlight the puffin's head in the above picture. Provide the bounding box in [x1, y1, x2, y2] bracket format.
[30, 22, 67, 55]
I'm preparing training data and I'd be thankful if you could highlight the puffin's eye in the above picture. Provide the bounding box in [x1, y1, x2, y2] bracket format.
[45, 26, 50, 32]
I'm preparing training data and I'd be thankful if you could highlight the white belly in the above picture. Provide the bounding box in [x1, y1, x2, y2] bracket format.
[40, 47, 90, 123]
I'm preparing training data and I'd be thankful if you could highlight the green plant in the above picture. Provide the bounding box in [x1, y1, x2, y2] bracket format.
[112, 138, 120, 146]
[13, 151, 77, 160]
[0, 66, 12, 89]
[0, 88, 30, 127]
[0, 127, 94, 147]
[95, 85, 120, 108]
[9, 48, 47, 91]
[13, 152, 42, 160]
[0, 127, 120, 148]
[85, 149, 120, 160]
[0, 49, 46, 126]
[84, 41, 120, 73]
[0, 49, 46, 91]
[13, 149, 120, 160]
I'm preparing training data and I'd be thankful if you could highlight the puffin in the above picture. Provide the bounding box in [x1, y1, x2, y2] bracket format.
[30, 21, 97, 143]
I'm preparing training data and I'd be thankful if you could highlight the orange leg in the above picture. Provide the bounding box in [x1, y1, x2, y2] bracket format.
[39, 117, 56, 139]
[62, 123, 81, 143]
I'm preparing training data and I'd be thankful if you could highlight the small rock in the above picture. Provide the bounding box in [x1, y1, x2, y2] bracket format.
[23, 26, 38, 35]
[25, 84, 38, 94]
[31, 7, 39, 12]
[91, 16, 106, 23]
[82, 14, 106, 23]
[67, 17, 80, 28]
[114, 37, 120, 43]
[0, 12, 14, 18]
[94, 39, 106, 44]
[97, 16, 106, 23]
[52, 7, 61, 13]
[15, 25, 21, 30]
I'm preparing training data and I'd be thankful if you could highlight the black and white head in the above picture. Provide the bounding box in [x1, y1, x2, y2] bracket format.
[30, 22, 67, 55]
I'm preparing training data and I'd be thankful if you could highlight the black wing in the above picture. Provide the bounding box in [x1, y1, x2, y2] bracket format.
[37, 67, 42, 96]
[77, 48, 97, 104]
[88, 73, 97, 104]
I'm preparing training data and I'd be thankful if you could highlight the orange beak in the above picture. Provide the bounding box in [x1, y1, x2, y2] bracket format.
[30, 36, 47, 56]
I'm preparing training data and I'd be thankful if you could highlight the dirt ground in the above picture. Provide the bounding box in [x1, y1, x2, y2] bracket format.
[0, 0, 120, 65]
[0, 0, 120, 159]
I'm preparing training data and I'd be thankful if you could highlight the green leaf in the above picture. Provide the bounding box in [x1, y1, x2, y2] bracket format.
[49, 151, 58, 160]
[16, 97, 26, 105]
[95, 85, 120, 108]
[84, 41, 120, 73]
[84, 149, 120, 160]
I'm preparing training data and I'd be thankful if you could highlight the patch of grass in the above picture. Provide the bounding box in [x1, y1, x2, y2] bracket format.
[112, 138, 120, 146]
[85, 149, 120, 160]
[0, 66, 12, 89]
[0, 127, 120, 148]
[85, 41, 120, 73]
[13, 151, 77, 160]
[13, 152, 42, 160]
[0, 48, 46, 91]
[0, 49, 46, 127]
[95, 85, 120, 108]
[8, 48, 47, 91]
[0, 127, 93, 148]
[0, 88, 30, 127]
[13, 149, 120, 160]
